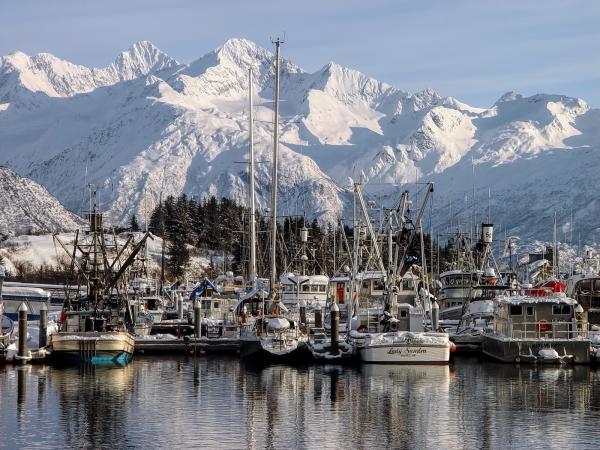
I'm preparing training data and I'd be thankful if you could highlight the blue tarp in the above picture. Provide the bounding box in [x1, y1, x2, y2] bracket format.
[189, 278, 219, 301]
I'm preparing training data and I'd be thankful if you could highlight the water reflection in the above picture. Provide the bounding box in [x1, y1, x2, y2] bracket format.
[2, 357, 600, 449]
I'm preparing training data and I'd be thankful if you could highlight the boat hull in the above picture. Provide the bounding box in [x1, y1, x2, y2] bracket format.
[240, 337, 311, 364]
[359, 343, 450, 364]
[49, 331, 135, 366]
[482, 335, 590, 364]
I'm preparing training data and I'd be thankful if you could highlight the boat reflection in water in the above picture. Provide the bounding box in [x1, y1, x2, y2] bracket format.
[3, 357, 600, 449]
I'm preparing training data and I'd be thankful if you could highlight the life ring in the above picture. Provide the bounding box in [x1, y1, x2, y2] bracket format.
[537, 320, 552, 334]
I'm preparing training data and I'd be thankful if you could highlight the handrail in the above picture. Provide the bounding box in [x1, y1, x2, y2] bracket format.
[494, 318, 588, 340]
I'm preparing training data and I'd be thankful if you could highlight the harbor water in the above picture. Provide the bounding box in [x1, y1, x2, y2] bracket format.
[2, 355, 600, 449]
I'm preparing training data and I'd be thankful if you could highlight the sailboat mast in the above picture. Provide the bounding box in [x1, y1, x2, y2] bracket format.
[553, 211, 558, 278]
[248, 68, 257, 288]
[269, 38, 282, 292]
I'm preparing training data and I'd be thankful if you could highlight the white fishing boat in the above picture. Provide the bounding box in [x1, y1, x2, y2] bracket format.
[449, 297, 496, 351]
[359, 331, 450, 364]
[279, 274, 329, 309]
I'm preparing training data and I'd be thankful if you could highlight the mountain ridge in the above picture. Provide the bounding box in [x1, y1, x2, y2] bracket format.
[0, 38, 598, 242]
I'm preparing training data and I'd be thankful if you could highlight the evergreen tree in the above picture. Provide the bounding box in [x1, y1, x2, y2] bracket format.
[129, 214, 140, 232]
[164, 195, 191, 278]
[149, 201, 165, 237]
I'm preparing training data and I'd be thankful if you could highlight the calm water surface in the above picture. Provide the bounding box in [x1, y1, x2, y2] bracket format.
[1, 355, 600, 449]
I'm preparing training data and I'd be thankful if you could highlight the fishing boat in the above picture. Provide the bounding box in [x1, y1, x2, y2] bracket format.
[280, 274, 329, 310]
[481, 288, 590, 364]
[184, 278, 241, 353]
[566, 249, 600, 327]
[48, 199, 150, 366]
[348, 183, 453, 364]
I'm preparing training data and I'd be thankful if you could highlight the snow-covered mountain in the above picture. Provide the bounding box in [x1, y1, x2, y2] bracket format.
[0, 39, 599, 242]
[0, 166, 82, 238]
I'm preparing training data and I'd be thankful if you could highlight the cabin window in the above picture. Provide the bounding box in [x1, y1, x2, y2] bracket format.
[594, 280, 600, 292]
[402, 280, 413, 290]
[373, 280, 385, 291]
[552, 304, 571, 315]
[509, 305, 523, 316]
[302, 285, 311, 292]
[526, 306, 534, 316]
[400, 310, 408, 318]
[213, 301, 219, 309]
[362, 281, 369, 289]
[318, 285, 326, 293]
[578, 280, 592, 293]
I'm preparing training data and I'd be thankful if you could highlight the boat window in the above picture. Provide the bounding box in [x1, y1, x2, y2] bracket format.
[579, 279, 592, 293]
[526, 306, 534, 316]
[319, 285, 326, 292]
[362, 281, 369, 289]
[402, 280, 413, 290]
[213, 301, 219, 309]
[400, 310, 408, 318]
[552, 304, 571, 315]
[509, 305, 523, 316]
[201, 300, 210, 309]
[594, 280, 600, 292]
[373, 280, 385, 291]
[302, 284, 311, 292]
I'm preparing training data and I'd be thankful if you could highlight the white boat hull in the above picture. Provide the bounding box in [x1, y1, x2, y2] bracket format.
[359, 332, 451, 364]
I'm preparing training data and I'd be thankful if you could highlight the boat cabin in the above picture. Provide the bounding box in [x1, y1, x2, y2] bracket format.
[279, 274, 329, 307]
[356, 271, 386, 305]
[491, 294, 586, 340]
[568, 275, 600, 324]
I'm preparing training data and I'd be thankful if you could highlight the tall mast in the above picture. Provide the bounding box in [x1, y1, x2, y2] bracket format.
[553, 211, 558, 278]
[269, 38, 282, 292]
[248, 68, 257, 288]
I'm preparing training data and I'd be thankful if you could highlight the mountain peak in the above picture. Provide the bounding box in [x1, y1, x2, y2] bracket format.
[495, 91, 522, 105]
[214, 38, 272, 67]
[111, 41, 179, 79]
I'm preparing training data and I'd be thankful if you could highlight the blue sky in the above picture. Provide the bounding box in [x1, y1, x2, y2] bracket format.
[1, 0, 599, 107]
